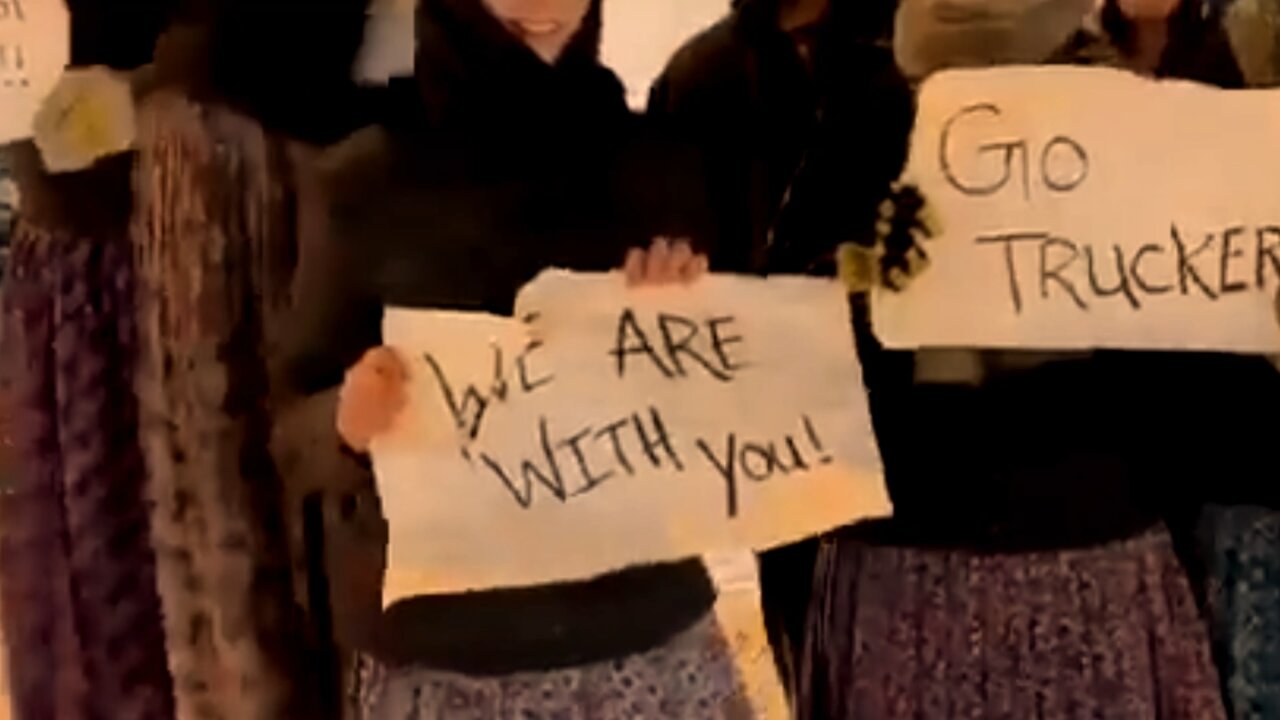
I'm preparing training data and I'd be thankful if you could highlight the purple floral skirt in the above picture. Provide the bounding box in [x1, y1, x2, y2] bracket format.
[350, 615, 752, 720]
[801, 525, 1227, 720]
[1197, 505, 1280, 720]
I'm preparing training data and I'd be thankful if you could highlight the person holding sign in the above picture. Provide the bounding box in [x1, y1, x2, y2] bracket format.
[1055, 4, 1280, 718]
[648, 0, 917, 699]
[285, 0, 749, 717]
[800, 2, 1255, 719]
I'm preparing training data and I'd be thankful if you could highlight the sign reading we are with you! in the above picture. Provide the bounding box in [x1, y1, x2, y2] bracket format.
[875, 67, 1280, 352]
[372, 271, 888, 598]
[0, 0, 68, 143]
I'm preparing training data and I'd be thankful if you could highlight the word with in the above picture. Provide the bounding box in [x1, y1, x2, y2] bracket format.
[696, 415, 833, 518]
[611, 309, 748, 382]
[423, 317, 553, 445]
[940, 103, 1090, 202]
[0, 0, 26, 22]
[476, 406, 683, 509]
[0, 43, 27, 88]
[978, 224, 1280, 313]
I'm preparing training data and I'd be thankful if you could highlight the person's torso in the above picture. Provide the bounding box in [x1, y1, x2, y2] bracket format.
[329, 125, 720, 674]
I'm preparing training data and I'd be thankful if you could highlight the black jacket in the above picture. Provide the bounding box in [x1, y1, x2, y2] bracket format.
[650, 0, 910, 277]
[647, 0, 914, 694]
[286, 0, 715, 675]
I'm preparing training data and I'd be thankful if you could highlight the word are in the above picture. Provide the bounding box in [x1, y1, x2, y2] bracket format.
[696, 416, 833, 518]
[978, 224, 1280, 313]
[940, 103, 1090, 202]
[476, 406, 683, 508]
[611, 309, 748, 382]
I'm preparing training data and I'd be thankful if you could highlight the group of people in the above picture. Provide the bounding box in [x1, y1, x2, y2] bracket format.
[1, 0, 1277, 719]
[288, 0, 1279, 719]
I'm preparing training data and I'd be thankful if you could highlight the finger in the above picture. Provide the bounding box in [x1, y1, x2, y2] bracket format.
[883, 266, 910, 293]
[681, 253, 709, 284]
[916, 202, 943, 238]
[366, 347, 406, 383]
[837, 243, 877, 294]
[668, 240, 694, 283]
[645, 237, 672, 284]
[623, 247, 646, 286]
[904, 245, 931, 278]
[877, 198, 895, 222]
[875, 216, 892, 242]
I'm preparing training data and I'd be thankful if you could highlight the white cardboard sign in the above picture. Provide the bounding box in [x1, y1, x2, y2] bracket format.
[875, 67, 1280, 353]
[372, 271, 888, 598]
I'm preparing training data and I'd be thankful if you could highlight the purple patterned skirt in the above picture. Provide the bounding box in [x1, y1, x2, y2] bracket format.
[801, 524, 1227, 720]
[350, 615, 753, 719]
[1197, 505, 1280, 720]
[1, 219, 173, 719]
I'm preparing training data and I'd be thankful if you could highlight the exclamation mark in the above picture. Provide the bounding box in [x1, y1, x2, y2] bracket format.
[802, 415, 834, 465]
[15, 44, 25, 87]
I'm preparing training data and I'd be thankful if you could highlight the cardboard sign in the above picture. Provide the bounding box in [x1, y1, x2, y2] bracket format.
[354, 0, 414, 86]
[0, 0, 69, 144]
[372, 271, 888, 598]
[874, 67, 1280, 353]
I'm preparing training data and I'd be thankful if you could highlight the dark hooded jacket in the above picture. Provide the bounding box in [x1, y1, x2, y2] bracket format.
[285, 0, 716, 675]
[650, 0, 909, 276]
[648, 0, 914, 694]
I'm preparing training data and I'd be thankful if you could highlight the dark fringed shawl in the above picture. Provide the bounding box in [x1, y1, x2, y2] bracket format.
[131, 92, 322, 720]
[0, 146, 174, 720]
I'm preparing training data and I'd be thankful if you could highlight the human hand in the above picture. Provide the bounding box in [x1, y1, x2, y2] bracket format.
[623, 237, 709, 287]
[337, 346, 408, 452]
[841, 183, 941, 293]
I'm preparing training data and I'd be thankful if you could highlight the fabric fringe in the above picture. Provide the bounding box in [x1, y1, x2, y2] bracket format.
[131, 91, 316, 720]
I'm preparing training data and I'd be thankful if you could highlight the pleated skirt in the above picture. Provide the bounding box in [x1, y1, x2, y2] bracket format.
[801, 524, 1227, 720]
[350, 614, 753, 720]
[1198, 505, 1280, 720]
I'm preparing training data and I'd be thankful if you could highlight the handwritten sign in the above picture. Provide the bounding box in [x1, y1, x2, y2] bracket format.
[0, 0, 68, 144]
[874, 67, 1280, 353]
[372, 271, 888, 597]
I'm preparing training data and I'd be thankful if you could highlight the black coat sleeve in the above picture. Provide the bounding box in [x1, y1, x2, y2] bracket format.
[768, 43, 916, 273]
[647, 22, 764, 274]
[281, 132, 387, 396]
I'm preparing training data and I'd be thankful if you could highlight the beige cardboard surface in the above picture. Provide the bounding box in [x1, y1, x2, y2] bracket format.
[373, 270, 887, 598]
[875, 66, 1280, 353]
[0, 0, 67, 144]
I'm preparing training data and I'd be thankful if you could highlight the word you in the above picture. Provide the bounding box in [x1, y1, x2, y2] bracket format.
[696, 416, 833, 518]
[979, 224, 1280, 313]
